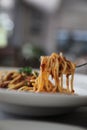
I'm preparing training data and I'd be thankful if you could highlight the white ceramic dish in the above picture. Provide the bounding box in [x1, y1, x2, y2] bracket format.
[0, 121, 86, 130]
[0, 71, 87, 116]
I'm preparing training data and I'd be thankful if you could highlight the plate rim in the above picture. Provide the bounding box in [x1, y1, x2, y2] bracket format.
[0, 120, 85, 130]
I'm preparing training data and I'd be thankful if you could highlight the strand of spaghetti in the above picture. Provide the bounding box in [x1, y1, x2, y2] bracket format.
[71, 74, 74, 92]
[66, 75, 69, 92]
[61, 74, 63, 88]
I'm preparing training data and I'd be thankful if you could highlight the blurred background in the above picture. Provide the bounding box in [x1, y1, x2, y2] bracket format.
[0, 0, 87, 74]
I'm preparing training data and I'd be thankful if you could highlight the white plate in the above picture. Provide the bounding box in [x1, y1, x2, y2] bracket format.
[0, 121, 86, 130]
[0, 73, 87, 116]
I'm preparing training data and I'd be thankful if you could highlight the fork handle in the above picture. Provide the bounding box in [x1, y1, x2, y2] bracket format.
[76, 63, 87, 68]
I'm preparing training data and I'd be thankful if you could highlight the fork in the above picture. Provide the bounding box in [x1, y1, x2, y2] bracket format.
[76, 63, 87, 68]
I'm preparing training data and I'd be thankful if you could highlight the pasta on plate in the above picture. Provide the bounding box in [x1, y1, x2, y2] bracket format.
[0, 53, 76, 94]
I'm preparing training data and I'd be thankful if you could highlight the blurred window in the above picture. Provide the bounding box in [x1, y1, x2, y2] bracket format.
[56, 29, 87, 58]
[0, 0, 15, 47]
[56, 30, 71, 52]
[57, 30, 69, 45]
[0, 13, 14, 47]
[72, 30, 87, 42]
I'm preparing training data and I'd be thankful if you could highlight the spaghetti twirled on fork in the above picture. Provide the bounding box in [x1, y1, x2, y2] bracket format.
[34, 53, 76, 93]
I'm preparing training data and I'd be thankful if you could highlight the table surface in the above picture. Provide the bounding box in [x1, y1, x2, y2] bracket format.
[0, 107, 87, 129]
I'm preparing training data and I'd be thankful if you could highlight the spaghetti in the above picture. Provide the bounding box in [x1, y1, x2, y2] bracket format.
[0, 53, 76, 94]
[34, 53, 76, 93]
